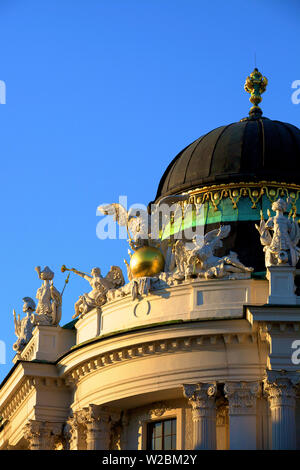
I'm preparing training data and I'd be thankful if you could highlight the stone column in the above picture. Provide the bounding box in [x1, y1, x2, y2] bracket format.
[183, 383, 217, 450]
[224, 381, 260, 450]
[65, 415, 81, 450]
[82, 405, 112, 450]
[24, 420, 62, 450]
[264, 374, 299, 450]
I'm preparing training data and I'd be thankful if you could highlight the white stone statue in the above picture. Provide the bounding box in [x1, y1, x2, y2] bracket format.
[13, 297, 36, 353]
[172, 240, 199, 279]
[173, 225, 253, 279]
[31, 266, 62, 326]
[71, 266, 125, 318]
[98, 203, 151, 251]
[255, 198, 300, 267]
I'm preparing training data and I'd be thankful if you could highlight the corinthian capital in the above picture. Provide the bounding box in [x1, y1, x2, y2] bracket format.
[24, 420, 63, 450]
[224, 381, 260, 415]
[264, 371, 300, 408]
[183, 383, 217, 413]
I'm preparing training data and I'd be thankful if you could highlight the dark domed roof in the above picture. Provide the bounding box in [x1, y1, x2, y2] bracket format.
[156, 117, 300, 200]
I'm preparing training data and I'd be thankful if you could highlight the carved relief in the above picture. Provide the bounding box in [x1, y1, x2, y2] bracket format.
[24, 420, 63, 450]
[224, 381, 260, 415]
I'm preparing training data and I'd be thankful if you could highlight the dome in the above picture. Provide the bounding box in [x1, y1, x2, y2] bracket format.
[156, 117, 300, 200]
[152, 69, 300, 273]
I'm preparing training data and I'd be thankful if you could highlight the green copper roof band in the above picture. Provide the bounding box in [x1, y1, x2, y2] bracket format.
[161, 195, 300, 239]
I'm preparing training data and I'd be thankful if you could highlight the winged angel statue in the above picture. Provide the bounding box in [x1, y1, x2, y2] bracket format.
[173, 225, 253, 279]
[98, 203, 152, 251]
[255, 198, 300, 267]
[70, 266, 125, 318]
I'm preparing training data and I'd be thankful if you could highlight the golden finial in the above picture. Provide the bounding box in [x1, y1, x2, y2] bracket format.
[244, 68, 268, 118]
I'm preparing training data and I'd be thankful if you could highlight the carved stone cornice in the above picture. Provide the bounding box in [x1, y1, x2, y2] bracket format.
[0, 376, 68, 422]
[0, 377, 35, 421]
[224, 381, 260, 415]
[65, 332, 257, 385]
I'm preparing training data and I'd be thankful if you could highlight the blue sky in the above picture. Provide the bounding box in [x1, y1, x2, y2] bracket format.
[0, 0, 299, 380]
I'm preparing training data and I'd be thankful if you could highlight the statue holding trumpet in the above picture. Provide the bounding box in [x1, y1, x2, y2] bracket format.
[61, 264, 125, 319]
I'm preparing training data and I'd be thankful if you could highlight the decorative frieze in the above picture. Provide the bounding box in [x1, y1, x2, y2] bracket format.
[65, 332, 257, 385]
[1, 376, 68, 423]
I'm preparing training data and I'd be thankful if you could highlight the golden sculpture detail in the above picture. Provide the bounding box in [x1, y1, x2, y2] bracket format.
[129, 246, 165, 278]
[244, 67, 268, 117]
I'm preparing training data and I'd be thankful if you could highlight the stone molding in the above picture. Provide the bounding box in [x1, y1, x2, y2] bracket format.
[0, 376, 68, 422]
[65, 332, 257, 386]
[0, 377, 35, 421]
[224, 381, 260, 415]
[20, 339, 37, 362]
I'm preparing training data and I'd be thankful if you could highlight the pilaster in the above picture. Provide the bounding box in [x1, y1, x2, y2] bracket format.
[224, 381, 260, 450]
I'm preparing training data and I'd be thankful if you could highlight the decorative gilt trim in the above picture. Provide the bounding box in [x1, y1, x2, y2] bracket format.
[65, 332, 258, 385]
[181, 181, 300, 212]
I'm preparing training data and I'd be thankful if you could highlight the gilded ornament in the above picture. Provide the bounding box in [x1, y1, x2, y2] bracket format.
[244, 67, 268, 117]
[130, 246, 165, 278]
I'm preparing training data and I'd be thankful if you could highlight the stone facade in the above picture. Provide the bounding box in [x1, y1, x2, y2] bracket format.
[1, 273, 300, 450]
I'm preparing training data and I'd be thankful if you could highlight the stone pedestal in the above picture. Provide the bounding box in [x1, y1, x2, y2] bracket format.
[264, 373, 299, 450]
[183, 383, 217, 450]
[267, 266, 296, 305]
[14, 325, 76, 363]
[224, 381, 260, 450]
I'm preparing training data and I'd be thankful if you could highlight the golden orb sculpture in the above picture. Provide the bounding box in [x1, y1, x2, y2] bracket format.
[130, 246, 165, 278]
